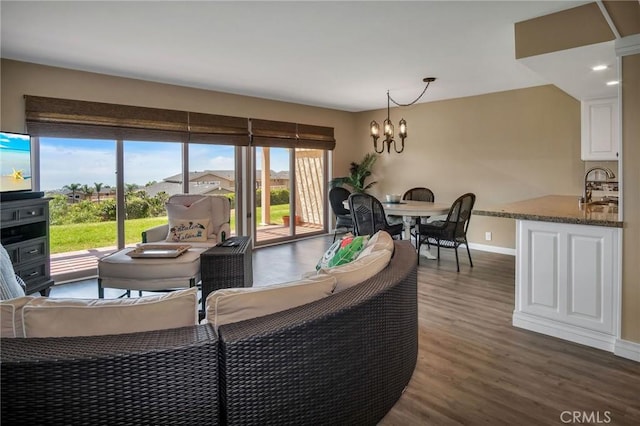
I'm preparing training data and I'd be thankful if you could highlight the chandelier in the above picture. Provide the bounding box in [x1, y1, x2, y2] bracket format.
[370, 77, 436, 154]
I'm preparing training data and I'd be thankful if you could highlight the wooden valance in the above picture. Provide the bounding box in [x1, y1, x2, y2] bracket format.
[297, 123, 336, 150]
[250, 119, 335, 150]
[250, 119, 298, 148]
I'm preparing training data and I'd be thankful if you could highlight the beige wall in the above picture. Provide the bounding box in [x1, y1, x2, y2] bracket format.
[0, 59, 357, 179]
[622, 53, 640, 342]
[515, 2, 614, 59]
[355, 85, 584, 249]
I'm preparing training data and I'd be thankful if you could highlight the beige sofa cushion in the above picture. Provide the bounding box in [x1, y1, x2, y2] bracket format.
[22, 287, 198, 338]
[319, 249, 392, 293]
[357, 230, 394, 258]
[1, 296, 35, 338]
[204, 275, 337, 331]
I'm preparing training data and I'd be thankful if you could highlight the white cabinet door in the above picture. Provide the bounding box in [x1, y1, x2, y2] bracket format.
[517, 220, 618, 336]
[581, 97, 619, 161]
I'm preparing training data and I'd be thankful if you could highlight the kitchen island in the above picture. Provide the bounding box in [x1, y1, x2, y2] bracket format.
[474, 195, 622, 353]
[474, 194, 621, 228]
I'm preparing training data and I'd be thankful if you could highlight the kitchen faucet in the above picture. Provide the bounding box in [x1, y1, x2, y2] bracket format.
[582, 167, 616, 204]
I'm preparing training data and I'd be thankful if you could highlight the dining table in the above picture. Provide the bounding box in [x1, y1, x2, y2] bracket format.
[343, 199, 450, 258]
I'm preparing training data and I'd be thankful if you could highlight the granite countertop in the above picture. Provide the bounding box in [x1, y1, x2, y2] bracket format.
[473, 195, 622, 228]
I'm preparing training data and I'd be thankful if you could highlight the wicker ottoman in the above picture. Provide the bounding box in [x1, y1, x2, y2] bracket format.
[98, 246, 208, 298]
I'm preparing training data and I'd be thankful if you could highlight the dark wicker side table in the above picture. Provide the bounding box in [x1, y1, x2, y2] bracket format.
[200, 236, 253, 313]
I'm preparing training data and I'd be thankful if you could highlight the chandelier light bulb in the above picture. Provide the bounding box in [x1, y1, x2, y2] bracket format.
[370, 121, 379, 137]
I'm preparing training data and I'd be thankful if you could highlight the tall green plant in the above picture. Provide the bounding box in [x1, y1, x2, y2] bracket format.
[329, 152, 378, 193]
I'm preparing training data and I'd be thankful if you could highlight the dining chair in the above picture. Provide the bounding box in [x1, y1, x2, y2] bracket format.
[402, 187, 435, 245]
[329, 186, 354, 242]
[348, 193, 403, 239]
[417, 192, 476, 271]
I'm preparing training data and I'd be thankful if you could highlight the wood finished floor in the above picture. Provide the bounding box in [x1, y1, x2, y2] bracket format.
[49, 236, 640, 425]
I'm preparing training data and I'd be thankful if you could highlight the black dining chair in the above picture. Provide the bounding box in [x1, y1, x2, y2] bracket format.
[348, 193, 403, 239]
[402, 187, 435, 246]
[417, 192, 476, 271]
[329, 186, 354, 242]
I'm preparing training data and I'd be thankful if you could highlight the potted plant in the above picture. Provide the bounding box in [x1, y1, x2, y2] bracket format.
[329, 152, 378, 194]
[282, 215, 302, 226]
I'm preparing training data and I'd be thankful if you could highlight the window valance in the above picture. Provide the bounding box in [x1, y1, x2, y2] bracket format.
[250, 119, 298, 148]
[250, 119, 335, 150]
[188, 112, 249, 146]
[297, 123, 336, 150]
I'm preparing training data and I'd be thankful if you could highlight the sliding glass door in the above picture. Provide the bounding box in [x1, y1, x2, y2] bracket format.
[39, 137, 118, 281]
[123, 140, 182, 246]
[188, 143, 238, 237]
[252, 146, 326, 245]
[293, 148, 325, 237]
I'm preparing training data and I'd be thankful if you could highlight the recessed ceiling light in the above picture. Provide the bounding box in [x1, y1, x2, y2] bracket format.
[592, 65, 608, 71]
[606, 80, 619, 86]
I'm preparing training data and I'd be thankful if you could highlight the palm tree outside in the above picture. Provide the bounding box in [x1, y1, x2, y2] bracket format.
[63, 183, 81, 203]
[94, 182, 103, 202]
[81, 184, 94, 201]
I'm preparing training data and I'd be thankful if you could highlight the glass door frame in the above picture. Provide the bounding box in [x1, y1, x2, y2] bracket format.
[249, 146, 328, 247]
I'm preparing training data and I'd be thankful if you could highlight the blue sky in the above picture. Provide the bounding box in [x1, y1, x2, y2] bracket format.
[39, 138, 289, 191]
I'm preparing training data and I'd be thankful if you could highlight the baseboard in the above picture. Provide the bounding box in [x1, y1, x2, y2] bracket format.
[614, 339, 640, 362]
[513, 311, 616, 352]
[468, 242, 515, 256]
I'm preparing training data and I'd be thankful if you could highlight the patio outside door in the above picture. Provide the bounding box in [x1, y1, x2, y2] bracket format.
[252, 147, 326, 245]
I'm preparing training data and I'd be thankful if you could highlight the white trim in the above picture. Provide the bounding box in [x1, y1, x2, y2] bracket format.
[468, 242, 515, 256]
[615, 33, 640, 57]
[614, 339, 640, 362]
[513, 311, 616, 352]
[596, 1, 621, 39]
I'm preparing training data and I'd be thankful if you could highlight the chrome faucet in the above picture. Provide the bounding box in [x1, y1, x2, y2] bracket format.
[583, 167, 616, 204]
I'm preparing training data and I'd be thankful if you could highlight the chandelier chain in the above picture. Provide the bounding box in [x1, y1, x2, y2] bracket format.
[388, 80, 433, 107]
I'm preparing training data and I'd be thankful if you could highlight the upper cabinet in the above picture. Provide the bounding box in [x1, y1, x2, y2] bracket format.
[581, 97, 619, 161]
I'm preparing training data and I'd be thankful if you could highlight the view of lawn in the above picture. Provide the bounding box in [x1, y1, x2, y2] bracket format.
[50, 205, 291, 254]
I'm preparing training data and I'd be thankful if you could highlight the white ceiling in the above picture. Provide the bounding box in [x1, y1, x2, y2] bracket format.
[1, 0, 607, 112]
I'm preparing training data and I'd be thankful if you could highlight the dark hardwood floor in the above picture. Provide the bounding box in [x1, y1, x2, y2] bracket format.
[49, 236, 640, 425]
[381, 246, 640, 426]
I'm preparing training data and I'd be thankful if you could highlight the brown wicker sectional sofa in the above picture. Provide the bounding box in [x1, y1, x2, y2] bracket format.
[1, 241, 418, 425]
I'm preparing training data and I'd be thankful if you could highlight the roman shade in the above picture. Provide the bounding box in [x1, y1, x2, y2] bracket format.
[24, 96, 249, 145]
[250, 119, 335, 150]
[24, 96, 334, 150]
[25, 96, 189, 142]
[297, 123, 336, 150]
[188, 112, 249, 146]
[250, 119, 298, 148]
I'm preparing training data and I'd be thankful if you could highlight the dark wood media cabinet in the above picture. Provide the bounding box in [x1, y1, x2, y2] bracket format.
[0, 197, 54, 295]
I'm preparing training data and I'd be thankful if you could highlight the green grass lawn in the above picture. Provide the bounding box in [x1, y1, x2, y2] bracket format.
[50, 217, 168, 254]
[50, 205, 291, 254]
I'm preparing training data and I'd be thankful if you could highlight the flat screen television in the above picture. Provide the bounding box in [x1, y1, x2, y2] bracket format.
[0, 131, 43, 201]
